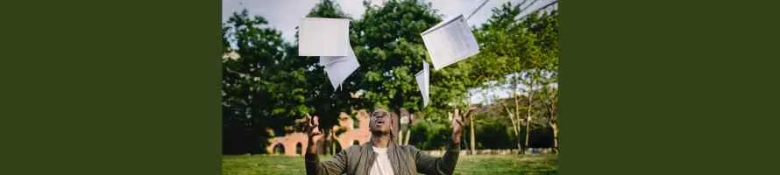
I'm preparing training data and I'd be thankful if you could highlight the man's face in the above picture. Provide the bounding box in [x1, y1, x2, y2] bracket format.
[369, 109, 392, 133]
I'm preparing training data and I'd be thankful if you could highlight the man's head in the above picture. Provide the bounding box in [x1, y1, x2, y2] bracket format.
[369, 109, 393, 135]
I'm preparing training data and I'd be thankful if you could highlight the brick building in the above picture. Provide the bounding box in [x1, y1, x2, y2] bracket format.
[266, 110, 372, 156]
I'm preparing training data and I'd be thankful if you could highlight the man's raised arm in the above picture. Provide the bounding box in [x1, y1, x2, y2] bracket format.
[303, 114, 347, 175]
[411, 108, 468, 175]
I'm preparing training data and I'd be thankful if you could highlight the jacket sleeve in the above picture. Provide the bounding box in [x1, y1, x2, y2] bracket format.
[411, 142, 460, 175]
[305, 149, 348, 175]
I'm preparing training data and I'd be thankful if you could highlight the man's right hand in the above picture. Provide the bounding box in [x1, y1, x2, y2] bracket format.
[304, 114, 323, 154]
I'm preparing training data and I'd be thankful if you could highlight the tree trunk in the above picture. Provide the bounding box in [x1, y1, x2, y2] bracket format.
[469, 113, 476, 154]
[332, 130, 339, 155]
[550, 122, 558, 153]
[525, 82, 534, 154]
[501, 103, 522, 152]
[397, 129, 403, 144]
[549, 97, 558, 153]
[403, 130, 410, 145]
[524, 115, 531, 154]
[524, 78, 535, 154]
[514, 85, 524, 154]
[404, 114, 412, 145]
[323, 128, 331, 155]
[546, 86, 558, 153]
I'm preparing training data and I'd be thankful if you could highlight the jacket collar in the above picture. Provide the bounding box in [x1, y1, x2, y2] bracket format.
[364, 138, 398, 152]
[363, 138, 409, 175]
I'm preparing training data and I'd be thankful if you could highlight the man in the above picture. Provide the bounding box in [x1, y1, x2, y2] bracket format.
[304, 108, 468, 175]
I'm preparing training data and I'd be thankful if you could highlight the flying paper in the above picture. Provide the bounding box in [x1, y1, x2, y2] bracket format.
[319, 55, 342, 66]
[299, 17, 351, 56]
[319, 40, 350, 66]
[416, 61, 430, 107]
[297, 17, 359, 90]
[421, 14, 480, 70]
[321, 45, 360, 90]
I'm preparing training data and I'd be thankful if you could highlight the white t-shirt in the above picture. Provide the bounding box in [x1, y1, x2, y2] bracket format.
[369, 147, 395, 175]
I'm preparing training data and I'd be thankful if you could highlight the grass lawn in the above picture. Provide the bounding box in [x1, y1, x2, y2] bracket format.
[222, 154, 557, 175]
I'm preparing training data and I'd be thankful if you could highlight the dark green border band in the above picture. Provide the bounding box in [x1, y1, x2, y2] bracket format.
[2, 0, 780, 174]
[1, 0, 221, 174]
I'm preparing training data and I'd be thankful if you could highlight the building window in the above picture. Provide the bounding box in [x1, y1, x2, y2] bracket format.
[296, 142, 303, 155]
[274, 144, 285, 155]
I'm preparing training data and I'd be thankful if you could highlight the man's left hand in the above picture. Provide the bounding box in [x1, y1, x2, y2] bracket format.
[451, 109, 464, 145]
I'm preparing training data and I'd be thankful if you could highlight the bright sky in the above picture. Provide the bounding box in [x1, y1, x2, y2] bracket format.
[222, 0, 557, 42]
[221, 0, 558, 104]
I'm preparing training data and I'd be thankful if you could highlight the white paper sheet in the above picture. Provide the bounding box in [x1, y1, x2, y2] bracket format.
[421, 14, 480, 70]
[299, 17, 351, 56]
[322, 45, 360, 90]
[320, 36, 353, 66]
[319, 56, 343, 66]
[416, 61, 430, 107]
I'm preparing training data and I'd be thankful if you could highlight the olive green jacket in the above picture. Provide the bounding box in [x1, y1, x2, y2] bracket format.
[305, 141, 460, 175]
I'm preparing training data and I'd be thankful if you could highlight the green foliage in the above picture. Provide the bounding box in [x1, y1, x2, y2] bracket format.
[222, 10, 310, 154]
[296, 0, 354, 130]
[350, 0, 446, 115]
[471, 2, 559, 87]
[307, 0, 350, 18]
[222, 10, 311, 121]
[409, 119, 452, 150]
[466, 2, 559, 152]
[473, 113, 517, 149]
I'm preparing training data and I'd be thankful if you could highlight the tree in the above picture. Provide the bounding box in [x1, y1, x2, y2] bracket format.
[470, 1, 527, 153]
[296, 0, 471, 153]
[539, 84, 558, 152]
[349, 0, 476, 125]
[470, 2, 559, 154]
[535, 10, 559, 153]
[523, 10, 559, 153]
[220, 0, 559, 155]
[349, 1, 492, 153]
[294, 0, 357, 155]
[222, 10, 311, 154]
[350, 0, 442, 114]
